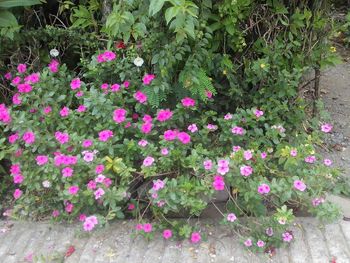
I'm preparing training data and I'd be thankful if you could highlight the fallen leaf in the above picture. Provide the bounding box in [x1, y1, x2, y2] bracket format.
[65, 245, 75, 258]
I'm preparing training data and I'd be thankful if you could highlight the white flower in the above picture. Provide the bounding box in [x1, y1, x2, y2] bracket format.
[49, 49, 59, 57]
[133, 57, 144, 67]
[42, 180, 51, 188]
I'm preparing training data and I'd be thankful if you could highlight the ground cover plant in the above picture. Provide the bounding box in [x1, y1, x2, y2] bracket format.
[0, 49, 342, 252]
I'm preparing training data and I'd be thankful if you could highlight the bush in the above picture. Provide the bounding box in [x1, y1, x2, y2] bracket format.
[0, 50, 342, 251]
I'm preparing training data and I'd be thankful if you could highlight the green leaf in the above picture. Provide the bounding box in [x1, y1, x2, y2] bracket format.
[165, 6, 179, 24]
[0, 0, 42, 8]
[0, 10, 17, 27]
[149, 0, 166, 16]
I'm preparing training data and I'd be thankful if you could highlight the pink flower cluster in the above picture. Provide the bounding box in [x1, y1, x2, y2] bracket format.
[55, 131, 70, 144]
[217, 159, 230, 175]
[257, 183, 270, 195]
[231, 126, 245, 135]
[10, 164, 24, 184]
[0, 104, 11, 123]
[97, 50, 116, 63]
[54, 154, 77, 167]
[83, 215, 98, 231]
[163, 130, 191, 144]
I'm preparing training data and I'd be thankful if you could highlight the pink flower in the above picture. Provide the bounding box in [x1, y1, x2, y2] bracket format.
[243, 150, 253, 160]
[254, 109, 264, 118]
[128, 203, 135, 210]
[17, 64, 27, 73]
[143, 115, 152, 123]
[77, 105, 86, 112]
[244, 239, 252, 247]
[36, 155, 48, 166]
[48, 59, 59, 73]
[103, 178, 112, 187]
[161, 148, 169, 155]
[13, 174, 24, 184]
[83, 221, 95, 231]
[240, 165, 253, 177]
[100, 83, 109, 90]
[94, 188, 105, 199]
[143, 223, 153, 233]
[324, 159, 332, 166]
[163, 229, 172, 239]
[233, 146, 241, 152]
[98, 130, 113, 142]
[43, 106, 52, 115]
[95, 164, 104, 174]
[123, 81, 130, 88]
[257, 183, 270, 195]
[68, 186, 79, 195]
[8, 133, 19, 144]
[206, 90, 213, 98]
[290, 149, 297, 157]
[95, 174, 105, 183]
[12, 93, 21, 105]
[181, 97, 196, 108]
[24, 73, 40, 84]
[164, 130, 177, 141]
[141, 122, 152, 134]
[231, 126, 245, 135]
[11, 76, 21, 86]
[82, 139, 93, 148]
[152, 179, 165, 191]
[22, 131, 35, 144]
[4, 72, 12, 80]
[138, 139, 148, 147]
[76, 91, 83, 97]
[17, 83, 32, 93]
[87, 180, 96, 190]
[113, 108, 127, 123]
[13, 189, 22, 199]
[217, 159, 230, 175]
[136, 224, 143, 230]
[312, 197, 325, 207]
[60, 106, 70, 117]
[282, 232, 293, 242]
[157, 109, 173, 122]
[134, 91, 148, 104]
[62, 167, 73, 177]
[111, 83, 120, 92]
[261, 152, 267, 159]
[203, 160, 212, 170]
[70, 78, 81, 90]
[321, 123, 333, 133]
[52, 210, 60, 217]
[190, 232, 201, 243]
[143, 156, 155, 167]
[83, 151, 94, 162]
[257, 240, 265, 247]
[65, 202, 74, 213]
[177, 132, 191, 144]
[213, 176, 225, 191]
[188, 124, 198, 133]
[304, 155, 316, 163]
[97, 50, 116, 63]
[227, 213, 237, 222]
[294, 180, 306, 191]
[224, 113, 233, 120]
[207, 124, 218, 130]
[142, 74, 155, 85]
[55, 131, 69, 144]
[10, 164, 21, 175]
[79, 214, 86, 222]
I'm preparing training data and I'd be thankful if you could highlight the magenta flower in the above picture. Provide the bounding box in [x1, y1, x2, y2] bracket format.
[68, 185, 79, 195]
[143, 156, 155, 167]
[13, 174, 24, 184]
[12, 93, 21, 105]
[79, 214, 86, 222]
[60, 106, 70, 117]
[4, 72, 12, 80]
[260, 152, 267, 159]
[163, 229, 172, 239]
[10, 164, 21, 175]
[17, 63, 27, 73]
[254, 109, 264, 118]
[128, 203, 135, 210]
[141, 122, 152, 134]
[70, 78, 81, 90]
[164, 130, 177, 141]
[36, 155, 48, 166]
[213, 176, 225, 191]
[11, 76, 21, 86]
[143, 223, 153, 233]
[143, 114, 152, 123]
[240, 165, 253, 177]
[55, 131, 69, 144]
[43, 106, 52, 115]
[48, 59, 59, 73]
[111, 83, 120, 92]
[190, 232, 201, 243]
[87, 180, 97, 190]
[294, 180, 306, 191]
[18, 83, 32, 93]
[142, 74, 155, 85]
[312, 197, 325, 207]
[24, 73, 40, 84]
[62, 167, 73, 177]
[181, 97, 196, 107]
[321, 123, 333, 133]
[157, 109, 173, 122]
[152, 179, 165, 191]
[77, 105, 87, 112]
[13, 189, 23, 199]
[123, 80, 130, 88]
[177, 132, 191, 144]
[232, 146, 241, 152]
[113, 108, 127, 123]
[98, 130, 113, 142]
[100, 83, 109, 90]
[82, 139, 93, 148]
[227, 213, 237, 222]
[8, 133, 19, 144]
[52, 210, 60, 217]
[22, 131, 35, 144]
[134, 91, 148, 104]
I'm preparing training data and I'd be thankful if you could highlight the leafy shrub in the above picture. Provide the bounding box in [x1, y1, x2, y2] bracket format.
[0, 51, 342, 251]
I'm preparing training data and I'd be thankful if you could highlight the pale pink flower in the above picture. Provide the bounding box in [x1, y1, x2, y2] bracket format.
[240, 165, 253, 177]
[257, 240, 265, 247]
[258, 183, 270, 194]
[36, 155, 48, 166]
[152, 179, 165, 191]
[206, 90, 213, 98]
[203, 160, 213, 170]
[227, 213, 237, 222]
[324, 159, 332, 166]
[181, 97, 196, 107]
[207, 124, 218, 130]
[87, 180, 96, 190]
[143, 156, 155, 167]
[232, 146, 241, 152]
[94, 188, 105, 199]
[321, 123, 333, 133]
[217, 159, 229, 175]
[82, 139, 93, 148]
[304, 155, 316, 163]
[62, 167, 73, 177]
[231, 126, 245, 135]
[224, 113, 232, 120]
[254, 109, 264, 118]
[294, 180, 306, 191]
[290, 149, 297, 157]
[312, 197, 325, 207]
[243, 150, 253, 160]
[95, 174, 106, 183]
[79, 214, 86, 222]
[138, 139, 148, 147]
[161, 148, 169, 155]
[12, 93, 21, 105]
[76, 91, 83, 97]
[142, 74, 155, 85]
[282, 232, 293, 242]
[265, 227, 274, 236]
[83, 221, 95, 231]
[43, 106, 52, 115]
[244, 239, 252, 247]
[83, 151, 94, 162]
[52, 210, 60, 217]
[188, 124, 198, 133]
[13, 189, 22, 199]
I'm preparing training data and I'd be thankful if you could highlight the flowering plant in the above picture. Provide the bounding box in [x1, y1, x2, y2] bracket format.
[0, 50, 341, 252]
